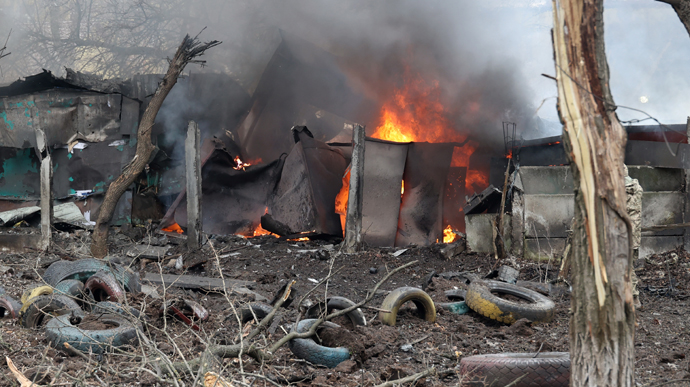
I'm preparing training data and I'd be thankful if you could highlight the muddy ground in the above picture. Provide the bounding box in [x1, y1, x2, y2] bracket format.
[1, 226, 690, 386]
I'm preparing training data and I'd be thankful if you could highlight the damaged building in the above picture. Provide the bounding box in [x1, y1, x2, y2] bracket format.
[0, 32, 687, 260]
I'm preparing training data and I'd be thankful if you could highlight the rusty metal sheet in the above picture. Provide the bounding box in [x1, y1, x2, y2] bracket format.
[268, 127, 347, 237]
[0, 91, 125, 149]
[396, 142, 454, 246]
[175, 151, 285, 235]
[361, 139, 409, 247]
[443, 166, 467, 232]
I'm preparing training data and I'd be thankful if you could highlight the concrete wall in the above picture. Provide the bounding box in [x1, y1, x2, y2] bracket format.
[466, 165, 688, 260]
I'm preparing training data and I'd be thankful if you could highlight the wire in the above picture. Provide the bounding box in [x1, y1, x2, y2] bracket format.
[553, 64, 684, 156]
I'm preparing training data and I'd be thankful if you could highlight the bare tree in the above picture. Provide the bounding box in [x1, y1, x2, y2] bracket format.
[656, 0, 690, 36]
[552, 0, 635, 386]
[90, 33, 220, 258]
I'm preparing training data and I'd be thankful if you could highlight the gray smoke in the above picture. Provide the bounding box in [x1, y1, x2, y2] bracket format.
[2, 0, 688, 145]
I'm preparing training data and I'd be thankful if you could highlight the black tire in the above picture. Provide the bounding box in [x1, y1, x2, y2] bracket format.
[288, 319, 350, 368]
[21, 285, 53, 304]
[45, 313, 141, 354]
[234, 303, 273, 324]
[306, 296, 366, 326]
[92, 301, 145, 320]
[20, 294, 84, 328]
[0, 295, 22, 319]
[465, 280, 555, 324]
[379, 287, 436, 326]
[459, 352, 570, 387]
[54, 280, 84, 298]
[42, 259, 141, 293]
[84, 270, 125, 302]
[445, 289, 467, 301]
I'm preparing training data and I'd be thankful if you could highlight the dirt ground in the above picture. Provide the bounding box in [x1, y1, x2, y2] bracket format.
[1, 226, 690, 386]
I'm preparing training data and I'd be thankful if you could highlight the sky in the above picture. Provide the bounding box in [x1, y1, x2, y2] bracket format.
[490, 0, 690, 134]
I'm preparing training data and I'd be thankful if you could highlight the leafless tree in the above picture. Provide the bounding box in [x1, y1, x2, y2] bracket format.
[0, 0, 272, 82]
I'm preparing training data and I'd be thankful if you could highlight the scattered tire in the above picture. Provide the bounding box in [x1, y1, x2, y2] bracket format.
[288, 319, 350, 368]
[465, 280, 555, 324]
[234, 303, 273, 324]
[20, 285, 53, 305]
[85, 270, 125, 303]
[0, 295, 22, 319]
[43, 259, 141, 293]
[54, 280, 84, 298]
[92, 301, 145, 320]
[45, 313, 141, 354]
[379, 287, 436, 326]
[459, 352, 570, 387]
[306, 296, 366, 326]
[437, 302, 470, 315]
[445, 288, 467, 301]
[20, 294, 84, 328]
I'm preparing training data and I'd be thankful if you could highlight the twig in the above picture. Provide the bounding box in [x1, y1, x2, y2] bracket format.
[504, 374, 528, 387]
[268, 260, 418, 353]
[373, 367, 435, 387]
[63, 343, 98, 365]
[646, 379, 690, 387]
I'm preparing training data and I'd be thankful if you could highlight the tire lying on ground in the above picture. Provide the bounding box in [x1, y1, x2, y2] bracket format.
[459, 352, 570, 387]
[234, 303, 274, 324]
[20, 285, 54, 305]
[306, 296, 367, 326]
[288, 319, 351, 368]
[54, 280, 84, 298]
[379, 287, 436, 326]
[85, 270, 125, 303]
[0, 295, 22, 319]
[42, 259, 141, 293]
[20, 294, 84, 328]
[465, 280, 555, 324]
[45, 313, 141, 354]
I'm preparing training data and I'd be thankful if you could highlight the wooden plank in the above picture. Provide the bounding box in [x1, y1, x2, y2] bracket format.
[344, 124, 365, 253]
[142, 272, 255, 290]
[185, 121, 202, 249]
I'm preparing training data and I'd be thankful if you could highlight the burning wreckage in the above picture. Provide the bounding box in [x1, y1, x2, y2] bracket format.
[0, 32, 688, 385]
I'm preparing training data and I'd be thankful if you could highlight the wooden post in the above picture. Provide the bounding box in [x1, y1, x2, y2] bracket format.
[186, 121, 202, 250]
[344, 124, 365, 253]
[684, 117, 690, 253]
[36, 129, 52, 250]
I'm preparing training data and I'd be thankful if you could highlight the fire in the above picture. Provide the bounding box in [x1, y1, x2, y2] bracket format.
[443, 225, 458, 243]
[252, 224, 278, 238]
[370, 69, 484, 195]
[335, 168, 351, 234]
[288, 237, 310, 241]
[162, 223, 184, 234]
[233, 156, 261, 171]
[248, 207, 279, 238]
[401, 180, 405, 195]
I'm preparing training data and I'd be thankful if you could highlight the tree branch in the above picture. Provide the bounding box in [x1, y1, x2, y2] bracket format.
[90, 33, 220, 258]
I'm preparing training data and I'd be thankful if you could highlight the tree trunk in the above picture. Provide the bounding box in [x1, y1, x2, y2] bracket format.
[552, 1, 636, 386]
[656, 0, 690, 37]
[90, 34, 220, 258]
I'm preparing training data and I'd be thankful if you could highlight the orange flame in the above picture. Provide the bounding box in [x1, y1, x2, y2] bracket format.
[443, 225, 458, 243]
[162, 223, 184, 234]
[233, 156, 262, 171]
[370, 69, 485, 195]
[248, 207, 279, 238]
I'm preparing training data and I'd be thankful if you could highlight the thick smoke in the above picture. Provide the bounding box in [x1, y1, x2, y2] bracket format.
[2, 0, 688, 144]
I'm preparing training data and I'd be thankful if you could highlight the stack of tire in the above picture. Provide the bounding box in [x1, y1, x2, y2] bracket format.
[7, 259, 143, 355]
[460, 279, 570, 386]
